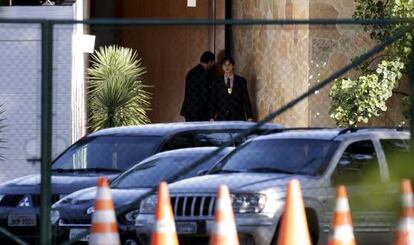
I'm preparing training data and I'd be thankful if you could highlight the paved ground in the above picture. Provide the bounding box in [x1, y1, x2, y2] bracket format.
[319, 232, 392, 245]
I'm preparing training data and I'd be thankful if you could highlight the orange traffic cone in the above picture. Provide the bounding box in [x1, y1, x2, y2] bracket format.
[209, 185, 239, 245]
[277, 179, 311, 245]
[151, 182, 179, 245]
[327, 185, 355, 245]
[394, 179, 414, 245]
[89, 177, 120, 245]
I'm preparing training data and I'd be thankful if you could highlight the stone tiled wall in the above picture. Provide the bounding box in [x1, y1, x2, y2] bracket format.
[233, 0, 407, 127]
[232, 0, 310, 127]
[309, 0, 373, 127]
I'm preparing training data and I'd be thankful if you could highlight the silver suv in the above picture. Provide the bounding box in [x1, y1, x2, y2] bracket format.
[135, 128, 410, 245]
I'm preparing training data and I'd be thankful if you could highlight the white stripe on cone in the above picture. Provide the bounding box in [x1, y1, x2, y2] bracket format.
[332, 225, 355, 241]
[95, 189, 113, 200]
[401, 194, 414, 208]
[153, 219, 177, 234]
[89, 233, 120, 245]
[215, 197, 231, 211]
[91, 210, 117, 223]
[211, 221, 238, 235]
[397, 217, 414, 231]
[335, 198, 350, 212]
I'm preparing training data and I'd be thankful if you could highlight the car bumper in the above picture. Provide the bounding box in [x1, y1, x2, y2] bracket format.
[55, 221, 140, 245]
[135, 213, 278, 245]
[0, 207, 40, 241]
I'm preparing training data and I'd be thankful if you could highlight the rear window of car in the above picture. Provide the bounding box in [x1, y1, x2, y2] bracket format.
[380, 139, 411, 180]
[52, 136, 162, 171]
[161, 132, 239, 151]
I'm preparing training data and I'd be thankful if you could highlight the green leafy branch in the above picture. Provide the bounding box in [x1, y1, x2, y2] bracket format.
[330, 0, 413, 126]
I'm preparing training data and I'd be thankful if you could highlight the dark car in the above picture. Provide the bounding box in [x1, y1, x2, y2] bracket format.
[0, 121, 282, 242]
[52, 147, 234, 245]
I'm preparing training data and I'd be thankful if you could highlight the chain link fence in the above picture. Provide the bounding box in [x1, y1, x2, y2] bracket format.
[0, 18, 412, 245]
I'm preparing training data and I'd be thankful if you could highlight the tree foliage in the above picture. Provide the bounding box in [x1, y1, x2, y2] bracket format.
[329, 0, 413, 127]
[330, 59, 404, 126]
[88, 46, 151, 131]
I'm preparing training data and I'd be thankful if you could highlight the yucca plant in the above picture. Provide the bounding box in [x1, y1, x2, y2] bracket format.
[87, 45, 151, 131]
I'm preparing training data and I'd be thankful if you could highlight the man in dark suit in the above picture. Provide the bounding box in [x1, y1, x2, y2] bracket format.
[180, 51, 215, 121]
[210, 57, 253, 121]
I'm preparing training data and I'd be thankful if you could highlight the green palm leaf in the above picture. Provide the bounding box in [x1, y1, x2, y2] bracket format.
[88, 46, 151, 131]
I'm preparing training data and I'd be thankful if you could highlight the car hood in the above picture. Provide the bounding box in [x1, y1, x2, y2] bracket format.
[169, 173, 323, 194]
[56, 187, 150, 208]
[0, 173, 120, 195]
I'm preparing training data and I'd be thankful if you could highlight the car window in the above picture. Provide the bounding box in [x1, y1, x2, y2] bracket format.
[52, 136, 162, 171]
[331, 140, 380, 185]
[213, 139, 338, 176]
[161, 132, 236, 151]
[381, 139, 411, 181]
[112, 152, 225, 188]
[381, 139, 409, 160]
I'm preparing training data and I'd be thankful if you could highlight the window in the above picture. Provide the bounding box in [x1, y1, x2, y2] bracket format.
[381, 139, 410, 181]
[112, 152, 226, 189]
[52, 136, 162, 171]
[161, 132, 237, 151]
[331, 140, 380, 185]
[381, 139, 409, 160]
[213, 139, 338, 176]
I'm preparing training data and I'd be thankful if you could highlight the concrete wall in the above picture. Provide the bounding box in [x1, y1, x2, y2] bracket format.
[0, 4, 86, 183]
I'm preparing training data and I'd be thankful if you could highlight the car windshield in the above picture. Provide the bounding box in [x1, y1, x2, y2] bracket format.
[52, 135, 162, 171]
[213, 139, 337, 176]
[112, 152, 225, 188]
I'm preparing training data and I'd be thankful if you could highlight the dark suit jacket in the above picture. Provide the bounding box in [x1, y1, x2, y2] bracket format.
[210, 75, 253, 121]
[180, 64, 212, 121]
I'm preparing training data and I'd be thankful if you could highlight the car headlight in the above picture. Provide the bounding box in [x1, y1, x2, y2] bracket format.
[139, 195, 157, 214]
[50, 209, 60, 224]
[231, 193, 266, 213]
[124, 209, 140, 223]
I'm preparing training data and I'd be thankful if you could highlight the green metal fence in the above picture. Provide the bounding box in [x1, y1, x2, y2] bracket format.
[0, 18, 412, 244]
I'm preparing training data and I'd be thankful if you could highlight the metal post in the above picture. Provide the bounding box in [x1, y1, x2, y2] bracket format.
[224, 0, 232, 56]
[40, 20, 53, 245]
[410, 35, 414, 159]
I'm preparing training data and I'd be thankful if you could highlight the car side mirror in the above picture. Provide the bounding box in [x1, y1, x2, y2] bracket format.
[197, 169, 209, 176]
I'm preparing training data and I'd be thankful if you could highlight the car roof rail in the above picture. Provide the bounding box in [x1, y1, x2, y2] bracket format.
[282, 127, 339, 131]
[337, 127, 409, 135]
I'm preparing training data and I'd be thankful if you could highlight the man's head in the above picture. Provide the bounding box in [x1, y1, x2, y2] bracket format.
[222, 56, 235, 75]
[200, 51, 215, 70]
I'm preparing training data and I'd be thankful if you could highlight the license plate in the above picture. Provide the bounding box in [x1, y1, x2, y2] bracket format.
[176, 222, 197, 234]
[8, 214, 36, 227]
[69, 228, 90, 242]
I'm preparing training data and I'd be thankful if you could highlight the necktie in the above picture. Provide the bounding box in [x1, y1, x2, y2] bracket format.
[226, 78, 231, 89]
[226, 78, 232, 94]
